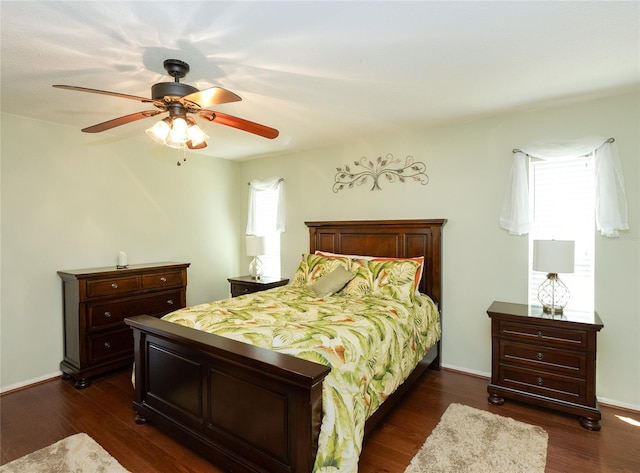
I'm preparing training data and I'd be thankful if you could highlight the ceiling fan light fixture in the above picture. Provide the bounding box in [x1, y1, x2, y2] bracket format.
[145, 118, 171, 144]
[187, 123, 208, 147]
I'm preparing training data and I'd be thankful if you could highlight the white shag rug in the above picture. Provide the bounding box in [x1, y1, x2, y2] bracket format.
[405, 403, 548, 473]
[0, 433, 130, 473]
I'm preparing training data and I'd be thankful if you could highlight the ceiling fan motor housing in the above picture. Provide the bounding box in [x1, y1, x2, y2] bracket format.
[151, 82, 199, 100]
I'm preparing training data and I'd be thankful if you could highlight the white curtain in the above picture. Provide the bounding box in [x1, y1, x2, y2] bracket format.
[499, 137, 629, 237]
[246, 177, 285, 235]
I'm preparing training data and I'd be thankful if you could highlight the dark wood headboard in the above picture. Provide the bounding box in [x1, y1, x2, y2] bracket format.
[305, 219, 446, 308]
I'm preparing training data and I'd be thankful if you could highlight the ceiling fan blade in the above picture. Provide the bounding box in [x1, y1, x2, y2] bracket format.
[53, 85, 152, 103]
[81, 110, 162, 133]
[198, 111, 279, 139]
[183, 86, 241, 108]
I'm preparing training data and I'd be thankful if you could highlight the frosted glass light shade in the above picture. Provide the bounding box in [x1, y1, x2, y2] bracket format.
[533, 240, 575, 274]
[145, 119, 171, 144]
[187, 123, 208, 147]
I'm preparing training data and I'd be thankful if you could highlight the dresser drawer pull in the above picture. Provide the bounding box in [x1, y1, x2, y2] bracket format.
[160, 277, 167, 282]
[167, 299, 174, 305]
[537, 377, 543, 386]
[537, 352, 543, 361]
[104, 311, 112, 318]
[104, 342, 111, 349]
[536, 330, 543, 338]
[111, 283, 119, 289]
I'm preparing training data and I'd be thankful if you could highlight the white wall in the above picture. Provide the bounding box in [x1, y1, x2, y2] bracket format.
[239, 91, 640, 409]
[0, 114, 242, 390]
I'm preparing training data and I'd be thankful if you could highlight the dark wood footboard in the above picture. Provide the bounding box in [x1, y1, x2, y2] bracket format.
[126, 315, 330, 473]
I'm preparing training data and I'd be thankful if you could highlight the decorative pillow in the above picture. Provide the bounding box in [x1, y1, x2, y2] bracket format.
[290, 253, 352, 287]
[309, 266, 356, 297]
[314, 250, 375, 260]
[343, 258, 422, 304]
[316, 251, 424, 292]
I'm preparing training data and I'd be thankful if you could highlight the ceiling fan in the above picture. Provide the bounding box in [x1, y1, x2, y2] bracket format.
[53, 59, 279, 151]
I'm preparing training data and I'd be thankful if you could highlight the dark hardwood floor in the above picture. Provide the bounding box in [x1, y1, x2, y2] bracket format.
[1, 368, 638, 472]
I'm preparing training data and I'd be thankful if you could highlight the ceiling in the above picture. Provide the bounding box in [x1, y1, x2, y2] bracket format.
[1, 1, 639, 161]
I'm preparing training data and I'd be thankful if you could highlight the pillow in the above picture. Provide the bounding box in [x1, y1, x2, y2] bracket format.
[309, 266, 355, 297]
[343, 258, 422, 304]
[314, 250, 375, 260]
[290, 253, 352, 286]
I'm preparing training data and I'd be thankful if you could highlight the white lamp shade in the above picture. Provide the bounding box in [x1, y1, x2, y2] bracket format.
[246, 235, 266, 256]
[533, 240, 575, 274]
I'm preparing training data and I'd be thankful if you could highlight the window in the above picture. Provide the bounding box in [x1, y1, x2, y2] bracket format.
[528, 155, 595, 312]
[250, 187, 281, 278]
[246, 178, 285, 278]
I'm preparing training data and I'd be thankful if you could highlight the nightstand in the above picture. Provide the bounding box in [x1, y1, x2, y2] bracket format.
[487, 300, 604, 430]
[227, 275, 289, 297]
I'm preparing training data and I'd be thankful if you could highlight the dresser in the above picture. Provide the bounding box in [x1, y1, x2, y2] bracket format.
[227, 275, 289, 297]
[58, 262, 190, 388]
[487, 301, 604, 430]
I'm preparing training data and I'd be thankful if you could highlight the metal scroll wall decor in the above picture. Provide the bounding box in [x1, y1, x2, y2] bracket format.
[333, 154, 429, 192]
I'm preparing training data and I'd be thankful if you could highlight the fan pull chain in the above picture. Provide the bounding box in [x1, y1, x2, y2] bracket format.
[176, 146, 187, 166]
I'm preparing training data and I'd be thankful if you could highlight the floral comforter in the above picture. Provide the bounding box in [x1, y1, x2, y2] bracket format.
[162, 284, 440, 473]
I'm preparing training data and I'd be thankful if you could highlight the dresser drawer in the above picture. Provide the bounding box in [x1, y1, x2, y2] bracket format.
[86, 276, 140, 298]
[499, 320, 588, 349]
[499, 365, 587, 404]
[142, 271, 184, 289]
[500, 340, 587, 377]
[88, 291, 183, 330]
[88, 328, 133, 365]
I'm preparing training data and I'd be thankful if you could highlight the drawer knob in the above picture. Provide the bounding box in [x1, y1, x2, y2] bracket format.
[537, 352, 543, 361]
[167, 299, 174, 305]
[537, 377, 543, 386]
[536, 330, 543, 338]
[104, 342, 111, 349]
[111, 283, 119, 289]
[160, 277, 167, 282]
[104, 311, 112, 318]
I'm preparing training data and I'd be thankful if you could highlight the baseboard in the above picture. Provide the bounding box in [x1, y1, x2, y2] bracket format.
[0, 371, 62, 395]
[441, 363, 490, 379]
[598, 397, 640, 413]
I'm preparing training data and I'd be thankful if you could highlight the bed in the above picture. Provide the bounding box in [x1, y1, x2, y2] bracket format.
[125, 219, 445, 473]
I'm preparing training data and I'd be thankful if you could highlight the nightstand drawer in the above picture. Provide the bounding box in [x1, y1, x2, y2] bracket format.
[231, 283, 257, 297]
[499, 365, 587, 404]
[142, 271, 184, 289]
[500, 340, 587, 377]
[88, 291, 183, 330]
[88, 328, 133, 365]
[87, 276, 140, 298]
[499, 320, 588, 349]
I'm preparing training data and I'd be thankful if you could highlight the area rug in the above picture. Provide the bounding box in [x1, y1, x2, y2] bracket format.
[0, 433, 130, 473]
[405, 403, 548, 473]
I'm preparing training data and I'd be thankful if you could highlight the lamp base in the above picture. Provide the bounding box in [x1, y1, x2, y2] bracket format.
[538, 273, 569, 316]
[249, 256, 263, 280]
[542, 304, 564, 315]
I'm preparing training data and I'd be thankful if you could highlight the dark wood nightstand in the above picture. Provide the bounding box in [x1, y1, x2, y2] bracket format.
[487, 300, 604, 430]
[227, 275, 289, 298]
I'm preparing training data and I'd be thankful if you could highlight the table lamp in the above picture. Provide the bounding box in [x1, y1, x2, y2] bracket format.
[533, 240, 575, 315]
[246, 235, 266, 280]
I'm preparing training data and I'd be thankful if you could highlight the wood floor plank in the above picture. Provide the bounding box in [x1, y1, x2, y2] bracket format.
[1, 368, 638, 472]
